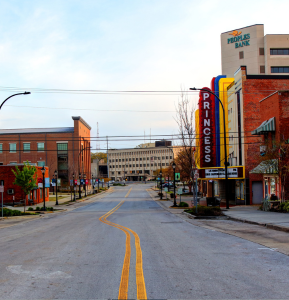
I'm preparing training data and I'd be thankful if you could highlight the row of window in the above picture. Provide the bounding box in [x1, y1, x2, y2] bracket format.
[111, 170, 151, 175]
[0, 142, 45, 153]
[3, 161, 46, 166]
[270, 49, 289, 55]
[109, 149, 171, 156]
[109, 156, 172, 163]
[240, 48, 289, 58]
[110, 163, 169, 168]
[0, 142, 68, 154]
[271, 67, 289, 73]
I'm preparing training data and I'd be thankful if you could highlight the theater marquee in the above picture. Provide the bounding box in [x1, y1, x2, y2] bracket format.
[199, 88, 216, 168]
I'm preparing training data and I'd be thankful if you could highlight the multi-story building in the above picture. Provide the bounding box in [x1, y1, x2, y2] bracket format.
[0, 116, 91, 186]
[221, 24, 289, 77]
[196, 24, 289, 205]
[107, 141, 179, 181]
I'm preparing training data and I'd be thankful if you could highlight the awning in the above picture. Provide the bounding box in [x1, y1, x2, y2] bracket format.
[250, 159, 278, 174]
[251, 117, 275, 135]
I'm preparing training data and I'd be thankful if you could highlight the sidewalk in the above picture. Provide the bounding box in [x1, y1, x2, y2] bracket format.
[149, 188, 289, 233]
[3, 191, 102, 212]
[223, 206, 289, 232]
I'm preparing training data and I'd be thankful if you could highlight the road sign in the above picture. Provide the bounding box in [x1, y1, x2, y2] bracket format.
[177, 188, 183, 195]
[194, 172, 199, 180]
[175, 173, 181, 181]
[0, 186, 4, 193]
[164, 187, 168, 192]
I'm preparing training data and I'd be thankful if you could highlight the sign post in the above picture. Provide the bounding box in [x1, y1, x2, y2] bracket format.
[0, 185, 4, 219]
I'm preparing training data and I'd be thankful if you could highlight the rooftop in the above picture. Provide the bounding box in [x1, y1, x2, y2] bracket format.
[0, 127, 74, 135]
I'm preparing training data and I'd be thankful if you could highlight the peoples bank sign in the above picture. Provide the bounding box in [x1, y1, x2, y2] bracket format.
[227, 30, 250, 48]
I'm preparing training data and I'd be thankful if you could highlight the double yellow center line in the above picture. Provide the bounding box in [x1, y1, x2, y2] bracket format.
[99, 190, 146, 299]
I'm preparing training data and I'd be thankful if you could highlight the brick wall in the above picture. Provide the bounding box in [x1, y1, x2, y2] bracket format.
[0, 166, 49, 205]
[242, 68, 289, 178]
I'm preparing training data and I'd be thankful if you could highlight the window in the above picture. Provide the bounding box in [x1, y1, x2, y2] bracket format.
[9, 161, 17, 165]
[270, 48, 289, 55]
[136, 158, 138, 161]
[271, 66, 289, 73]
[37, 142, 45, 151]
[143, 164, 146, 167]
[140, 164, 142, 167]
[116, 159, 118, 162]
[9, 143, 16, 153]
[133, 158, 135, 161]
[239, 51, 244, 59]
[259, 48, 264, 55]
[140, 158, 142, 161]
[0, 144, 2, 153]
[260, 66, 265, 74]
[23, 143, 30, 152]
[133, 164, 135, 167]
[170, 156, 173, 159]
[139, 170, 142, 174]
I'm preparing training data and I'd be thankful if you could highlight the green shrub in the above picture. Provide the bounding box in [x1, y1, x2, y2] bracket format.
[279, 201, 289, 212]
[179, 202, 189, 207]
[0, 208, 22, 217]
[35, 206, 40, 211]
[27, 207, 34, 211]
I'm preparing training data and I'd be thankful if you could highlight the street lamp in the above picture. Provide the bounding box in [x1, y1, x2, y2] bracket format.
[73, 173, 76, 201]
[159, 171, 163, 200]
[84, 174, 87, 197]
[190, 87, 229, 209]
[0, 92, 31, 111]
[172, 162, 177, 207]
[54, 170, 58, 205]
[79, 173, 82, 199]
[52, 174, 55, 195]
[41, 166, 46, 211]
[92, 174, 94, 194]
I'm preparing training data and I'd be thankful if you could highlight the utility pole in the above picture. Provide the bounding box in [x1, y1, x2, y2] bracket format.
[106, 136, 109, 180]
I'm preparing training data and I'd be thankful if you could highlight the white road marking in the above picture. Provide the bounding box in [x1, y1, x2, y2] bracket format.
[258, 248, 278, 251]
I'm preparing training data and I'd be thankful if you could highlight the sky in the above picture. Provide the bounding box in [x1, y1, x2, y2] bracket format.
[0, 0, 288, 150]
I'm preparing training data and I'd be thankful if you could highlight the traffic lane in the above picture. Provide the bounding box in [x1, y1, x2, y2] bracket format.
[0, 205, 127, 299]
[108, 203, 289, 299]
[72, 186, 131, 213]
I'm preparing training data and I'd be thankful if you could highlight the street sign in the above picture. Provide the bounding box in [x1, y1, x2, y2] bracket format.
[45, 177, 50, 188]
[194, 172, 199, 180]
[0, 186, 4, 193]
[164, 187, 168, 192]
[177, 188, 183, 195]
[175, 173, 181, 181]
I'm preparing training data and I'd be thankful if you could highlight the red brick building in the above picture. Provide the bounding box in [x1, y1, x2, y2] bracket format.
[0, 165, 49, 205]
[250, 90, 289, 202]
[0, 116, 91, 187]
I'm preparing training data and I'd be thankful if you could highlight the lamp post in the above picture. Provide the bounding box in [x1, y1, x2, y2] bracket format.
[172, 162, 177, 207]
[92, 174, 94, 194]
[0, 92, 31, 111]
[79, 173, 82, 199]
[190, 87, 229, 209]
[41, 166, 46, 211]
[159, 171, 163, 200]
[52, 175, 55, 195]
[73, 173, 76, 201]
[84, 174, 87, 197]
[54, 170, 58, 205]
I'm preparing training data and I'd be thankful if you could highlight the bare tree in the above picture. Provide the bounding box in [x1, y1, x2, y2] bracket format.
[175, 91, 199, 193]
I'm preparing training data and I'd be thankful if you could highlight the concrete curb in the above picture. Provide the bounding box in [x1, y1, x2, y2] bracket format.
[226, 216, 289, 233]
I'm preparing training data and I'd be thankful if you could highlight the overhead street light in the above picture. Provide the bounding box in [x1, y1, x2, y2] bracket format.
[190, 87, 229, 209]
[0, 92, 31, 110]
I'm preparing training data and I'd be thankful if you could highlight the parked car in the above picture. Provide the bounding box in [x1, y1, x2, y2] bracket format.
[162, 182, 174, 188]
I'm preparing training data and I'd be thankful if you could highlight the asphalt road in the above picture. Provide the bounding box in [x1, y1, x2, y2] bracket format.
[1, 183, 289, 299]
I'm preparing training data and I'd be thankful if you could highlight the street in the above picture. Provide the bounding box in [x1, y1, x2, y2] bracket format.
[1, 183, 289, 299]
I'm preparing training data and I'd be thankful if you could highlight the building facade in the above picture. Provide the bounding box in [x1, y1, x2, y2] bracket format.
[0, 165, 49, 206]
[0, 116, 91, 186]
[221, 24, 289, 77]
[108, 142, 179, 181]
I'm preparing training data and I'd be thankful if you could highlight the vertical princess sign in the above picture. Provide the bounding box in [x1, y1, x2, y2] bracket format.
[199, 88, 216, 168]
